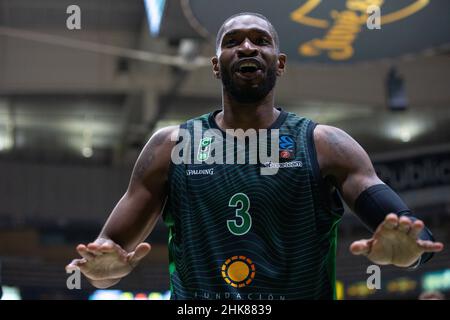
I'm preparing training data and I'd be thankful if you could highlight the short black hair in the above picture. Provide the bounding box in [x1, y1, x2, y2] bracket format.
[216, 12, 280, 52]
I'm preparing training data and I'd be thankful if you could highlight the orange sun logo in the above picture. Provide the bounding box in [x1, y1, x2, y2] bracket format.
[221, 256, 256, 288]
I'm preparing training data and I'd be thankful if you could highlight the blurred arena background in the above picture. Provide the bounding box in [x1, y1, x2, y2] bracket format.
[0, 0, 449, 300]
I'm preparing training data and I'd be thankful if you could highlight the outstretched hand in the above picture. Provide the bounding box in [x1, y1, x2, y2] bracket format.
[350, 213, 444, 267]
[66, 238, 151, 282]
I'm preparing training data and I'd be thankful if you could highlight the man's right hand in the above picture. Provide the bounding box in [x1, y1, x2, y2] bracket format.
[65, 238, 151, 288]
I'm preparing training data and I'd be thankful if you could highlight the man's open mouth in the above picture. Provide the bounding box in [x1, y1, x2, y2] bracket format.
[235, 60, 263, 79]
[239, 62, 260, 73]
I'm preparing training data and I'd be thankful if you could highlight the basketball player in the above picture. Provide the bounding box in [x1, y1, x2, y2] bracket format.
[66, 13, 443, 299]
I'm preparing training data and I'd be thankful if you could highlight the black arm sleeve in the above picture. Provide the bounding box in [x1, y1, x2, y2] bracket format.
[354, 184, 435, 267]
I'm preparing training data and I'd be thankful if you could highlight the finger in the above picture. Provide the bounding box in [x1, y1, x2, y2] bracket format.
[398, 216, 412, 234]
[93, 237, 110, 246]
[408, 220, 424, 239]
[134, 243, 151, 259]
[101, 243, 129, 263]
[76, 244, 96, 261]
[86, 242, 102, 254]
[87, 239, 113, 255]
[350, 240, 371, 256]
[382, 213, 398, 230]
[417, 240, 444, 252]
[65, 258, 87, 272]
[98, 242, 117, 253]
[127, 243, 152, 264]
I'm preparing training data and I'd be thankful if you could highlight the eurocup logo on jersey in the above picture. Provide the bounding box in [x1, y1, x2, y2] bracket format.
[170, 121, 282, 176]
[279, 135, 296, 160]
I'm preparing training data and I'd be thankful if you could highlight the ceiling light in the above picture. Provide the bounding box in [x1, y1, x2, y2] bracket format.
[386, 119, 427, 143]
[144, 0, 166, 36]
[399, 128, 411, 143]
[82, 146, 93, 158]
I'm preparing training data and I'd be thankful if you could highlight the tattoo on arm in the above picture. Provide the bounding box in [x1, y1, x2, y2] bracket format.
[318, 125, 375, 178]
[316, 125, 382, 207]
[325, 128, 352, 161]
[131, 129, 169, 182]
[132, 149, 154, 181]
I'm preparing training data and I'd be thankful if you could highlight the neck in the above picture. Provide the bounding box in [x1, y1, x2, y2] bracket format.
[216, 90, 280, 131]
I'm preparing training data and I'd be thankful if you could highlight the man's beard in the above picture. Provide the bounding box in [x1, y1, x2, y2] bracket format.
[220, 62, 277, 104]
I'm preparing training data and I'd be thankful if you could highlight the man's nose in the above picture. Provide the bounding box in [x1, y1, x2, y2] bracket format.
[237, 39, 258, 57]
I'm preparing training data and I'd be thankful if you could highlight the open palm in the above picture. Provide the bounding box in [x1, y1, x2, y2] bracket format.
[350, 214, 444, 267]
[66, 238, 151, 281]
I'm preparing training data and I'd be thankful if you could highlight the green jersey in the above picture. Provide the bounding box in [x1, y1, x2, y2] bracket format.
[162, 109, 343, 300]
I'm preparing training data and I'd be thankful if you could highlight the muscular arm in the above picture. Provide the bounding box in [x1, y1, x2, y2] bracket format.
[314, 125, 383, 209]
[314, 124, 443, 267]
[99, 125, 179, 252]
[66, 126, 179, 288]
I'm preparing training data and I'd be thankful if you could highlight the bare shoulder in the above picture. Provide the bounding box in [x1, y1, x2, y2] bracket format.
[313, 124, 374, 179]
[151, 125, 180, 145]
[139, 125, 179, 164]
[313, 124, 363, 163]
[130, 125, 180, 188]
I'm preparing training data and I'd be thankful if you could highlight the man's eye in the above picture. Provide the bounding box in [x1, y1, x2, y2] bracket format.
[257, 38, 271, 45]
[224, 39, 237, 47]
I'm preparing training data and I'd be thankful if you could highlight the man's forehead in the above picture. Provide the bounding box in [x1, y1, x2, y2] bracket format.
[222, 15, 272, 36]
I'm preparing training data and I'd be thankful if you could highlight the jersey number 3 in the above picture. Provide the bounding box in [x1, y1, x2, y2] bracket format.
[227, 193, 252, 236]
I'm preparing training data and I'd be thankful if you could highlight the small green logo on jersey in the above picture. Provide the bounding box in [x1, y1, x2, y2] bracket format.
[197, 137, 213, 162]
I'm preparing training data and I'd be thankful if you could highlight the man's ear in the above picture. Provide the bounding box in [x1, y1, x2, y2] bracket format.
[276, 54, 287, 77]
[211, 56, 221, 79]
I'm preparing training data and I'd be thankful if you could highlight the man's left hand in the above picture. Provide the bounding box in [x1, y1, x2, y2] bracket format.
[350, 213, 444, 267]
